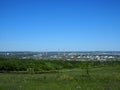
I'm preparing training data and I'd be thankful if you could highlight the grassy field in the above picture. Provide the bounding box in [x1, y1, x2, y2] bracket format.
[0, 65, 120, 90]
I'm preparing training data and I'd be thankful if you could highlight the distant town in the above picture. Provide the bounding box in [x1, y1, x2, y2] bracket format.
[0, 51, 120, 61]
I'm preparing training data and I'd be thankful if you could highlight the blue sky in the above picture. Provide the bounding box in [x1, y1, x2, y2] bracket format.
[0, 0, 120, 51]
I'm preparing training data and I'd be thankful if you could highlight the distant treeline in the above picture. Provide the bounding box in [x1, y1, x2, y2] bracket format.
[0, 58, 120, 72]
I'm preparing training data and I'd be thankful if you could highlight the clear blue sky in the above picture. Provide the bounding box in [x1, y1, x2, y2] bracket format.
[0, 0, 120, 51]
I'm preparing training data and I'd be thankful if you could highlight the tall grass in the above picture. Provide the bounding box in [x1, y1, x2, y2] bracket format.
[0, 65, 120, 90]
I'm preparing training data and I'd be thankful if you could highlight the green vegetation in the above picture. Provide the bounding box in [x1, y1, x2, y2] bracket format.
[0, 58, 120, 90]
[0, 58, 119, 73]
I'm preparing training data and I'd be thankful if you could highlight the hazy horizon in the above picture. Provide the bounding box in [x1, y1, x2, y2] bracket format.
[0, 0, 120, 51]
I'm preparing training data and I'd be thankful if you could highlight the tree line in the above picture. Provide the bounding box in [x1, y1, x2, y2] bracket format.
[0, 57, 119, 72]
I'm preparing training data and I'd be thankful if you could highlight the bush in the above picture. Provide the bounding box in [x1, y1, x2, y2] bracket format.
[0, 58, 120, 72]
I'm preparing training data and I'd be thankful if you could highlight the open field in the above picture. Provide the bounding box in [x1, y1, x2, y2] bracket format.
[0, 65, 120, 90]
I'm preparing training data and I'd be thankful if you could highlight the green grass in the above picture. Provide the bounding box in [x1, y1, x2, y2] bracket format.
[0, 66, 120, 90]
